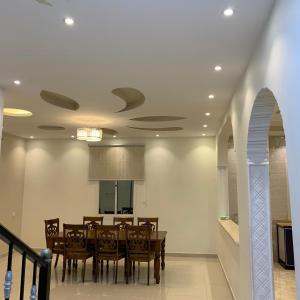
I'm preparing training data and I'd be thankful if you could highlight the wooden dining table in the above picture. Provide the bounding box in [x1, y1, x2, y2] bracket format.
[51, 230, 167, 284]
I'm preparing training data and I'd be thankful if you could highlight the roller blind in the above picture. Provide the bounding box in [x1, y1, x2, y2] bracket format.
[89, 146, 144, 180]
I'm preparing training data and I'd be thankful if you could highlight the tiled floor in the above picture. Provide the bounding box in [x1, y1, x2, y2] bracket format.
[0, 255, 233, 300]
[274, 263, 297, 300]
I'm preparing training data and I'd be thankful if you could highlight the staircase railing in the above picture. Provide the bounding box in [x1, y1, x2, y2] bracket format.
[0, 224, 52, 300]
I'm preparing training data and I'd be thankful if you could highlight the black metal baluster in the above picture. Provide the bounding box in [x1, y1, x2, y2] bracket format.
[38, 249, 52, 300]
[4, 242, 13, 300]
[30, 261, 38, 300]
[20, 252, 27, 300]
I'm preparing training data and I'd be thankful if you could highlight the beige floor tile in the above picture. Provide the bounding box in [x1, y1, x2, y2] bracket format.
[0, 254, 233, 300]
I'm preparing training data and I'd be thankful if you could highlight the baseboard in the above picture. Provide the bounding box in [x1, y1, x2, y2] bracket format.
[166, 252, 217, 258]
[217, 256, 237, 300]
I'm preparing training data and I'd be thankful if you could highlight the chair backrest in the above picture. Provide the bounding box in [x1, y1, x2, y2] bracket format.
[44, 218, 59, 248]
[113, 217, 134, 230]
[83, 216, 104, 230]
[96, 225, 119, 254]
[63, 224, 88, 254]
[137, 217, 159, 232]
[126, 225, 151, 255]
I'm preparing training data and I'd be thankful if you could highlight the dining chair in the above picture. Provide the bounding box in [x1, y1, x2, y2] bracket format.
[126, 225, 155, 285]
[83, 216, 104, 230]
[137, 217, 159, 232]
[62, 224, 93, 282]
[113, 217, 134, 230]
[94, 225, 125, 283]
[44, 218, 63, 268]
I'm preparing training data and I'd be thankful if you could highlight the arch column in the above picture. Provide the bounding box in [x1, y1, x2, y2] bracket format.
[247, 88, 276, 299]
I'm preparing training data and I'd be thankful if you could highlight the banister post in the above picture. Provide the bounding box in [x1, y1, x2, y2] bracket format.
[38, 249, 52, 300]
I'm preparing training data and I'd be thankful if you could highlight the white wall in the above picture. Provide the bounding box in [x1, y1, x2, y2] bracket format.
[217, 0, 300, 298]
[0, 134, 27, 255]
[21, 137, 217, 254]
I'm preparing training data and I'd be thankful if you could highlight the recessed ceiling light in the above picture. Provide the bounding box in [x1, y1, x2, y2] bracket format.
[13, 80, 21, 85]
[156, 134, 160, 137]
[214, 65, 222, 72]
[71, 135, 75, 139]
[113, 135, 117, 138]
[208, 94, 215, 99]
[205, 112, 211, 116]
[203, 124, 208, 128]
[202, 133, 207, 137]
[30, 136, 34, 139]
[3, 108, 33, 117]
[223, 8, 234, 17]
[64, 17, 74, 26]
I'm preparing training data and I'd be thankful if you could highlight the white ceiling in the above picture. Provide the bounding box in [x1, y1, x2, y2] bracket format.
[0, 0, 274, 139]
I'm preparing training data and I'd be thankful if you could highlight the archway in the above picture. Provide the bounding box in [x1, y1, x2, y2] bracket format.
[247, 88, 295, 299]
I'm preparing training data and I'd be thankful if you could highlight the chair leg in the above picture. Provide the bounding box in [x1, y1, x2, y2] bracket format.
[54, 254, 59, 268]
[82, 260, 86, 283]
[68, 259, 71, 274]
[147, 261, 150, 285]
[115, 259, 118, 284]
[126, 258, 129, 284]
[94, 259, 98, 283]
[101, 260, 104, 276]
[62, 257, 66, 282]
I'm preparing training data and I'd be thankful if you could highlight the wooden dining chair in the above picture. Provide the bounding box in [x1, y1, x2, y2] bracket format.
[44, 218, 63, 268]
[126, 225, 155, 285]
[137, 217, 159, 232]
[83, 216, 104, 230]
[94, 225, 125, 283]
[62, 224, 93, 282]
[113, 217, 134, 231]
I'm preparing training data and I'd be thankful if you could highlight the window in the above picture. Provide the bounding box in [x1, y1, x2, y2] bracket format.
[99, 181, 134, 214]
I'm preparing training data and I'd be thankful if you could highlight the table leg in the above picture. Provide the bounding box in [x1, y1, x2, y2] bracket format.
[161, 238, 166, 270]
[154, 242, 161, 284]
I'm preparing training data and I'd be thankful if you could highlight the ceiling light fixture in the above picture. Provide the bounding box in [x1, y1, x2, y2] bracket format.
[3, 108, 33, 117]
[202, 133, 207, 137]
[13, 80, 21, 85]
[214, 65, 222, 72]
[76, 128, 102, 142]
[156, 134, 160, 137]
[64, 17, 74, 26]
[205, 112, 211, 116]
[203, 124, 208, 128]
[71, 135, 75, 139]
[30, 136, 34, 139]
[113, 135, 117, 138]
[223, 8, 234, 17]
[208, 94, 215, 99]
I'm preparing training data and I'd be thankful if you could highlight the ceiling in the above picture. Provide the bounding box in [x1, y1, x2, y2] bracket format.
[0, 0, 274, 139]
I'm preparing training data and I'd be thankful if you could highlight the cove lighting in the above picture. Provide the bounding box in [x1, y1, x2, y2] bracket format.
[3, 108, 32, 117]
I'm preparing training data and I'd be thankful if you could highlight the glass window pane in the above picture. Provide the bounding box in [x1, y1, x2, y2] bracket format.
[99, 181, 115, 214]
[117, 181, 133, 214]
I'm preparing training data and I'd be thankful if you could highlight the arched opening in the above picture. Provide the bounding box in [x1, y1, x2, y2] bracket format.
[247, 88, 296, 299]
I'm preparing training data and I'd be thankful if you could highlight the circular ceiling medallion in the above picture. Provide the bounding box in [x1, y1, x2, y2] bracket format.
[38, 125, 66, 130]
[40, 90, 80, 111]
[3, 108, 33, 117]
[128, 126, 183, 131]
[130, 116, 186, 122]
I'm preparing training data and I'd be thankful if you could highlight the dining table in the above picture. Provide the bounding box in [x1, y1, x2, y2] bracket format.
[51, 230, 167, 284]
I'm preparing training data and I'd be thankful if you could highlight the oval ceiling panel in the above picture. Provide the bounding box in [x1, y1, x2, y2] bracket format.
[102, 128, 118, 135]
[130, 116, 186, 122]
[112, 88, 145, 112]
[128, 126, 183, 131]
[38, 125, 65, 130]
[40, 90, 80, 111]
